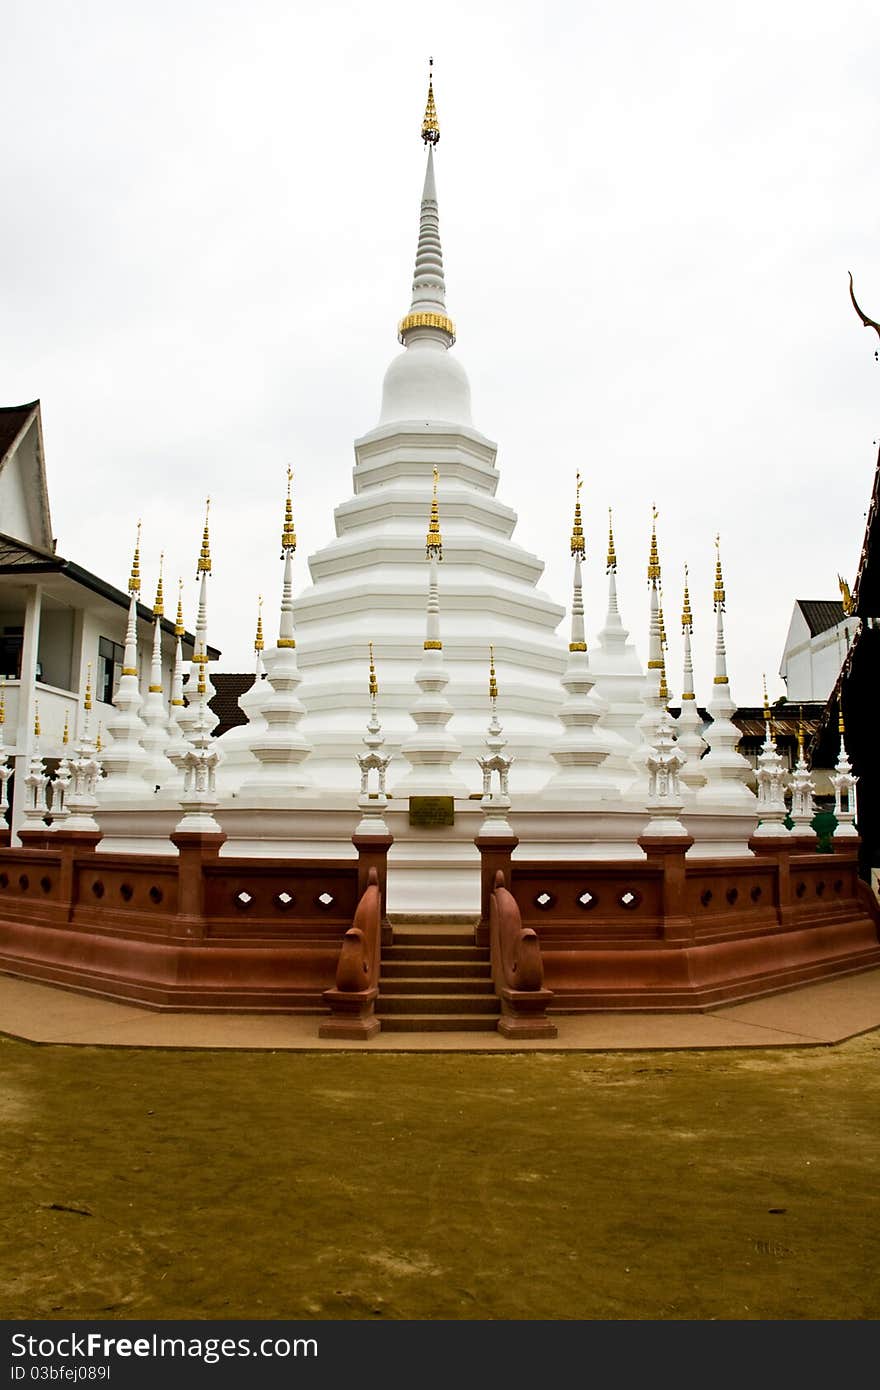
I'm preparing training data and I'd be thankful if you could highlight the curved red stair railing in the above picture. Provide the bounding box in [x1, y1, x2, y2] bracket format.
[319, 867, 382, 1039]
[490, 869, 557, 1039]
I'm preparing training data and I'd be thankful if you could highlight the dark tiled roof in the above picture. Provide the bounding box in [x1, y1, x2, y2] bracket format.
[797, 599, 845, 636]
[852, 441, 880, 619]
[210, 673, 254, 737]
[0, 401, 38, 461]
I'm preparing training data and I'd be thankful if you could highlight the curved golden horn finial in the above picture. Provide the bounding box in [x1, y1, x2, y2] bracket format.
[838, 573, 853, 615]
[281, 467, 297, 557]
[713, 534, 726, 613]
[421, 56, 440, 146]
[153, 552, 165, 618]
[368, 641, 378, 699]
[606, 508, 617, 574]
[175, 579, 185, 637]
[849, 271, 880, 340]
[426, 466, 443, 559]
[254, 596, 265, 654]
[197, 498, 212, 577]
[489, 644, 498, 702]
[647, 505, 661, 584]
[570, 473, 585, 560]
[682, 564, 693, 633]
[128, 520, 142, 596]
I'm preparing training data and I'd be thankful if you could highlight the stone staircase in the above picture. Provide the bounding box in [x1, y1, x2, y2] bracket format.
[377, 923, 499, 1033]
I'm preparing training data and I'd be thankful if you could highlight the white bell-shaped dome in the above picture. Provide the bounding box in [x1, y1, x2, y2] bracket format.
[379, 333, 472, 427]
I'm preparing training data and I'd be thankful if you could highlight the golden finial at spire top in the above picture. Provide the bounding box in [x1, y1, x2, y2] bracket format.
[197, 498, 212, 577]
[254, 595, 265, 654]
[84, 663, 92, 714]
[153, 552, 165, 618]
[797, 705, 804, 755]
[0, 678, 5, 727]
[606, 508, 617, 574]
[62, 710, 69, 745]
[421, 56, 440, 146]
[368, 641, 378, 699]
[489, 644, 498, 702]
[570, 471, 585, 559]
[96, 722, 102, 753]
[647, 506, 661, 584]
[762, 674, 771, 725]
[426, 465, 443, 559]
[681, 564, 693, 633]
[281, 467, 297, 557]
[713, 533, 726, 612]
[128, 520, 142, 596]
[33, 703, 40, 739]
[838, 704, 846, 737]
[175, 579, 185, 637]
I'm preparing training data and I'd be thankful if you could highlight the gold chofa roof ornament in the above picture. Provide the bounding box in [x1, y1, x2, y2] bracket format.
[197, 499, 212, 576]
[838, 574, 853, 615]
[570, 473, 585, 559]
[421, 58, 440, 145]
[281, 468, 297, 556]
[426, 467, 443, 559]
[713, 535, 726, 612]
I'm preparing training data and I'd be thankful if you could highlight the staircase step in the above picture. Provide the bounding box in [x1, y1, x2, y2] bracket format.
[384, 944, 489, 962]
[381, 959, 491, 980]
[391, 930, 477, 947]
[378, 1014, 500, 1034]
[380, 977, 493, 996]
[377, 993, 499, 1016]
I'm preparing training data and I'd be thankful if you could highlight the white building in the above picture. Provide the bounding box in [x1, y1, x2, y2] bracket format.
[779, 599, 858, 702]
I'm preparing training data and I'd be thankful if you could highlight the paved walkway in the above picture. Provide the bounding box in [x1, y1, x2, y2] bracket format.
[1, 967, 879, 1052]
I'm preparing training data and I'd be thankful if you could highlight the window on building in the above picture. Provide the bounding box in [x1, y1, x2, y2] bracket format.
[98, 637, 124, 704]
[0, 628, 23, 679]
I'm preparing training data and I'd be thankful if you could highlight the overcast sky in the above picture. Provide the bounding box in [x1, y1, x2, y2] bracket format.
[2, 0, 877, 705]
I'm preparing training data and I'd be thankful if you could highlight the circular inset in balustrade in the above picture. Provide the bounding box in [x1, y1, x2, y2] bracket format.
[40, 876, 52, 894]
[234, 890, 254, 911]
[619, 890, 641, 910]
[149, 886, 163, 905]
[726, 887, 739, 905]
[120, 883, 134, 902]
[274, 892, 295, 911]
[576, 890, 598, 911]
[795, 881, 807, 899]
[0, 873, 7, 889]
[18, 874, 29, 892]
[700, 889, 713, 907]
[91, 880, 105, 899]
[533, 892, 556, 910]
[316, 892, 336, 910]
[816, 880, 826, 897]
[750, 885, 762, 903]
[833, 879, 844, 894]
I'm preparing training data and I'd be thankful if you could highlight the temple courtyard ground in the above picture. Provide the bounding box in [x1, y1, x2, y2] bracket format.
[1, 970, 879, 1322]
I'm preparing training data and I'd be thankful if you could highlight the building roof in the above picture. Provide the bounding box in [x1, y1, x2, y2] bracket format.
[0, 402, 39, 462]
[796, 599, 846, 637]
[851, 441, 880, 619]
[0, 529, 220, 658]
[732, 703, 825, 741]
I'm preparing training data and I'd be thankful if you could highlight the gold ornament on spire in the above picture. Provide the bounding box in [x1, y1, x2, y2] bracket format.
[254, 596, 265, 654]
[96, 722, 102, 753]
[198, 661, 207, 697]
[368, 641, 378, 699]
[647, 506, 661, 584]
[84, 663, 93, 713]
[658, 588, 668, 653]
[681, 565, 693, 633]
[281, 467, 297, 557]
[421, 57, 440, 146]
[762, 674, 772, 727]
[838, 703, 846, 737]
[34, 703, 40, 738]
[426, 467, 443, 559]
[797, 705, 804, 756]
[197, 498, 212, 577]
[175, 580, 185, 637]
[658, 661, 669, 706]
[570, 473, 585, 559]
[62, 710, 69, 745]
[128, 521, 142, 596]
[489, 645, 498, 702]
[153, 553, 165, 618]
[606, 509, 617, 574]
[0, 679, 4, 728]
[713, 534, 726, 612]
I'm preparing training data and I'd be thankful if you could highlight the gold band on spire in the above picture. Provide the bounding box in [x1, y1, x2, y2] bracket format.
[62, 710, 69, 745]
[96, 722, 102, 752]
[128, 521, 142, 596]
[606, 508, 617, 574]
[255, 596, 265, 654]
[197, 499, 212, 577]
[421, 57, 440, 146]
[84, 663, 92, 713]
[197, 661, 206, 697]
[489, 645, 498, 701]
[797, 705, 804, 755]
[681, 564, 693, 633]
[0, 678, 5, 727]
[281, 467, 297, 556]
[839, 704, 846, 737]
[647, 506, 661, 584]
[33, 703, 40, 738]
[175, 580, 185, 637]
[713, 534, 726, 612]
[658, 588, 668, 653]
[570, 473, 585, 559]
[659, 660, 669, 705]
[426, 467, 443, 559]
[762, 674, 772, 726]
[153, 553, 165, 618]
[368, 641, 378, 699]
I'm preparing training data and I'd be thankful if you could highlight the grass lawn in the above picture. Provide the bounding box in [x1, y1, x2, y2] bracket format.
[1, 1031, 878, 1320]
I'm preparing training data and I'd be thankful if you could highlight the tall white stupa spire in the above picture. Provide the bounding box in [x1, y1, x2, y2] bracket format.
[589, 507, 646, 779]
[140, 553, 172, 772]
[178, 502, 219, 740]
[696, 536, 755, 809]
[676, 565, 708, 790]
[99, 521, 152, 796]
[631, 508, 671, 785]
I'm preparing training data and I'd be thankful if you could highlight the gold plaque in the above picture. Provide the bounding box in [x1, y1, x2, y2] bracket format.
[408, 796, 455, 827]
